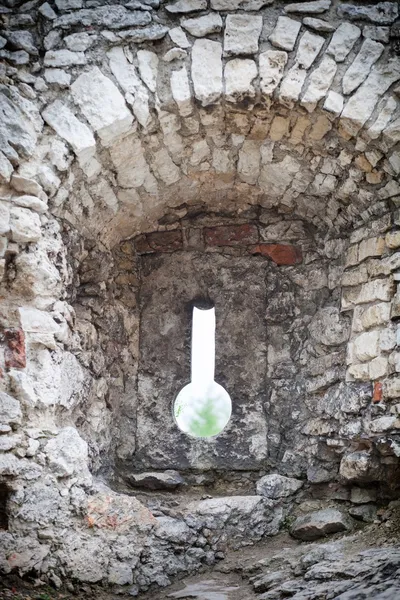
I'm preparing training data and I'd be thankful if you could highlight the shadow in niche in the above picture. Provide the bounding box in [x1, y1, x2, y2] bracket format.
[0, 483, 9, 530]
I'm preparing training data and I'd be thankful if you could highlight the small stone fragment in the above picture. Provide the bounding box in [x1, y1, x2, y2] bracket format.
[10, 206, 41, 243]
[137, 49, 159, 92]
[39, 3, 57, 20]
[324, 90, 343, 115]
[256, 473, 303, 498]
[171, 66, 193, 116]
[301, 55, 337, 111]
[0, 391, 22, 426]
[6, 30, 38, 55]
[181, 13, 223, 37]
[169, 27, 191, 49]
[126, 470, 185, 490]
[363, 25, 390, 42]
[291, 509, 353, 540]
[166, 0, 207, 13]
[285, 0, 331, 14]
[295, 31, 324, 69]
[269, 17, 301, 51]
[303, 17, 335, 32]
[64, 32, 93, 52]
[163, 48, 187, 62]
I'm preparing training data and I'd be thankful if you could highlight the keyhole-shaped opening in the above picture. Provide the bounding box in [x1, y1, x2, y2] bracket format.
[173, 306, 232, 438]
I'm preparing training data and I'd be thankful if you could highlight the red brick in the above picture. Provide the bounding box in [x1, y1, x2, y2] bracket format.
[373, 381, 383, 403]
[4, 328, 26, 369]
[251, 243, 302, 265]
[147, 230, 183, 252]
[204, 224, 259, 247]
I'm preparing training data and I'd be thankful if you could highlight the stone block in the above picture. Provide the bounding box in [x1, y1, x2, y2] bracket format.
[386, 231, 400, 249]
[166, 0, 207, 13]
[10, 206, 41, 243]
[353, 330, 380, 362]
[146, 230, 183, 252]
[259, 50, 288, 96]
[225, 59, 257, 102]
[290, 509, 353, 541]
[171, 67, 193, 117]
[205, 224, 258, 247]
[0, 391, 22, 426]
[256, 474, 303, 498]
[224, 15, 263, 56]
[181, 13, 222, 37]
[269, 16, 301, 51]
[191, 39, 223, 106]
[358, 237, 385, 262]
[285, 0, 330, 13]
[384, 377, 400, 398]
[251, 243, 302, 265]
[338, 2, 398, 25]
[4, 328, 26, 369]
[326, 22, 361, 62]
[44, 50, 86, 67]
[342, 39, 384, 95]
[71, 67, 133, 146]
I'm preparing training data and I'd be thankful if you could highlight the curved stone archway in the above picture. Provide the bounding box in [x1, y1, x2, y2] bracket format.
[1, 0, 400, 592]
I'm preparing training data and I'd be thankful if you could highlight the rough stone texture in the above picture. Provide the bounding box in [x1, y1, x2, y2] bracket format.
[0, 0, 400, 593]
[291, 509, 354, 540]
[256, 474, 303, 498]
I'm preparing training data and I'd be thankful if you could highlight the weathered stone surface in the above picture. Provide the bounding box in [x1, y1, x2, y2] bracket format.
[256, 474, 303, 498]
[151, 148, 180, 185]
[326, 22, 361, 62]
[342, 39, 384, 95]
[71, 67, 133, 146]
[211, 0, 272, 7]
[291, 509, 353, 540]
[309, 307, 350, 346]
[44, 68, 71, 87]
[171, 66, 192, 116]
[192, 39, 223, 106]
[324, 90, 343, 115]
[45, 427, 92, 484]
[42, 100, 96, 165]
[126, 470, 185, 490]
[44, 50, 86, 67]
[87, 485, 156, 531]
[0, 391, 22, 426]
[10, 206, 41, 243]
[225, 59, 257, 101]
[269, 17, 301, 51]
[166, 0, 206, 12]
[137, 50, 159, 93]
[285, 0, 330, 14]
[338, 2, 398, 25]
[303, 17, 335, 32]
[169, 26, 190, 48]
[339, 451, 378, 482]
[181, 13, 222, 37]
[251, 244, 303, 265]
[0, 90, 37, 162]
[295, 31, 324, 69]
[341, 59, 400, 134]
[64, 32, 93, 52]
[259, 50, 288, 96]
[363, 25, 390, 42]
[56, 6, 151, 29]
[205, 224, 258, 246]
[224, 15, 263, 56]
[6, 30, 38, 55]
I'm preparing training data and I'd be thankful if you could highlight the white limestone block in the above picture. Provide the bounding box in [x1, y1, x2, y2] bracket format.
[71, 67, 133, 146]
[259, 155, 300, 198]
[303, 17, 335, 32]
[279, 65, 307, 104]
[324, 91, 344, 115]
[342, 39, 384, 95]
[0, 152, 13, 183]
[64, 32, 93, 52]
[211, 0, 272, 7]
[10, 206, 41, 243]
[191, 39, 223, 106]
[285, 0, 330, 13]
[42, 99, 96, 165]
[44, 68, 71, 87]
[171, 66, 193, 116]
[110, 135, 151, 189]
[44, 49, 86, 67]
[295, 31, 324, 69]
[341, 59, 400, 134]
[108, 47, 150, 127]
[162, 48, 187, 62]
[166, 0, 207, 13]
[225, 59, 257, 102]
[151, 148, 180, 185]
[11, 194, 47, 213]
[367, 96, 397, 139]
[326, 22, 361, 62]
[19, 307, 59, 334]
[169, 27, 191, 49]
[269, 16, 301, 51]
[353, 331, 380, 362]
[181, 13, 222, 37]
[137, 50, 159, 93]
[301, 55, 337, 111]
[0, 201, 10, 235]
[259, 50, 288, 96]
[224, 14, 263, 56]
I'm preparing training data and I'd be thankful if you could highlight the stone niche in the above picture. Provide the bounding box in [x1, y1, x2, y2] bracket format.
[116, 218, 353, 479]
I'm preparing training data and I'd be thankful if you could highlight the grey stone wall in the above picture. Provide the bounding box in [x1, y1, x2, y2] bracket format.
[0, 0, 400, 593]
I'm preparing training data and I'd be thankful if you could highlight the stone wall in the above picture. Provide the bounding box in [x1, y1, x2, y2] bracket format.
[1, 0, 400, 593]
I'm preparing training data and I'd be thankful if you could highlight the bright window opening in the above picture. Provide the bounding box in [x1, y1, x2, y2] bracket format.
[174, 306, 232, 438]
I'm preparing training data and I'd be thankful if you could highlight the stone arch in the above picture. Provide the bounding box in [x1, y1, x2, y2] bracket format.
[1, 0, 400, 591]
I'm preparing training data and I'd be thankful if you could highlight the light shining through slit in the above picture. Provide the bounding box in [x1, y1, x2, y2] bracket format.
[174, 306, 232, 438]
